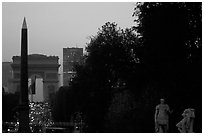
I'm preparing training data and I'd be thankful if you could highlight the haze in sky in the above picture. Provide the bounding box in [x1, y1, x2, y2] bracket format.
[2, 2, 136, 90]
[2, 2, 136, 63]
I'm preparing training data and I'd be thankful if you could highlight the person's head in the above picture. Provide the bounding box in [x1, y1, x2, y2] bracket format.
[160, 98, 165, 104]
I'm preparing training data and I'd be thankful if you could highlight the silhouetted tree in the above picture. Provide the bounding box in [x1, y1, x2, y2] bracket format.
[70, 22, 139, 132]
[133, 2, 202, 132]
[52, 86, 75, 122]
[67, 2, 201, 132]
[2, 92, 20, 122]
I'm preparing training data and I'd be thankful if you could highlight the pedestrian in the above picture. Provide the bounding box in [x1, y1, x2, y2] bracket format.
[155, 98, 171, 133]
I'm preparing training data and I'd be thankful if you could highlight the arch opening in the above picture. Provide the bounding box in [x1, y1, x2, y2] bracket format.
[28, 74, 44, 102]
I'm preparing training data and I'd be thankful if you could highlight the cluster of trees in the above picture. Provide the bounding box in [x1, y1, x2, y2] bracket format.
[132, 2, 202, 132]
[51, 2, 202, 132]
[51, 86, 75, 122]
[2, 90, 20, 122]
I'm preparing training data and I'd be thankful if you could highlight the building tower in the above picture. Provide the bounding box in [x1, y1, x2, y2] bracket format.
[63, 47, 83, 86]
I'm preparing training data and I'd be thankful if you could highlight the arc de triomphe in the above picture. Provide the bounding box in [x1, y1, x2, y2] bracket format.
[10, 54, 60, 101]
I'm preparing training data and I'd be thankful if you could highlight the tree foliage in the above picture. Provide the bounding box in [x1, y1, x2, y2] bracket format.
[70, 22, 139, 132]
[133, 2, 202, 132]
[134, 2, 201, 69]
[2, 92, 20, 122]
[55, 2, 201, 132]
[52, 86, 75, 122]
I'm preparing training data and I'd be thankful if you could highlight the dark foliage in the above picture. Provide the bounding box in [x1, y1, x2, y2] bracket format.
[52, 86, 75, 122]
[2, 92, 20, 122]
[70, 22, 139, 132]
[54, 2, 201, 133]
[133, 2, 202, 132]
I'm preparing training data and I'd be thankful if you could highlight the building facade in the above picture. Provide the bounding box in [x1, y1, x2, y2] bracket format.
[2, 62, 13, 93]
[63, 47, 83, 86]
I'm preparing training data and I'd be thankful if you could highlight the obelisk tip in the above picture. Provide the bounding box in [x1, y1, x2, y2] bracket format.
[22, 17, 27, 29]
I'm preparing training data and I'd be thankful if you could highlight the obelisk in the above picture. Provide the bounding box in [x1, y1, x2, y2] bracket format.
[18, 17, 31, 132]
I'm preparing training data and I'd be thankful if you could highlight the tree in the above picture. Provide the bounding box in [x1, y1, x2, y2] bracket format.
[70, 22, 139, 132]
[133, 2, 202, 132]
[52, 86, 75, 122]
[2, 92, 20, 122]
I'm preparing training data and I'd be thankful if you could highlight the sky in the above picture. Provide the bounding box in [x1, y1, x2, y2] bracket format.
[2, 2, 137, 93]
[2, 2, 136, 63]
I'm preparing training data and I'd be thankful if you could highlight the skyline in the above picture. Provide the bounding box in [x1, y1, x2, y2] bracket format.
[2, 2, 136, 64]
